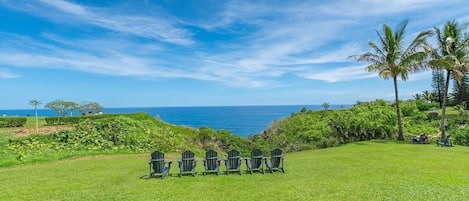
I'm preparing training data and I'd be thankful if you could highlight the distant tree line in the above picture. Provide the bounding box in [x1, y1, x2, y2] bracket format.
[44, 100, 103, 116]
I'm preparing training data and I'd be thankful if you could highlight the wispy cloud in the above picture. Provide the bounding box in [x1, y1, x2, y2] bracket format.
[0, 68, 20, 79]
[2, 0, 193, 45]
[1, 0, 468, 89]
[299, 65, 375, 82]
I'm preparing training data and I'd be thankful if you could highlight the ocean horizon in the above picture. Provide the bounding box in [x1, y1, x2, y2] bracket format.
[1, 105, 351, 137]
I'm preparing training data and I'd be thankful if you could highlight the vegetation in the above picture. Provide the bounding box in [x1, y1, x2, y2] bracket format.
[28, 99, 41, 134]
[78, 101, 103, 115]
[349, 20, 432, 141]
[0, 113, 255, 167]
[0, 18, 468, 200]
[45, 99, 79, 117]
[428, 20, 469, 140]
[0, 117, 27, 128]
[1, 141, 469, 201]
[256, 99, 449, 153]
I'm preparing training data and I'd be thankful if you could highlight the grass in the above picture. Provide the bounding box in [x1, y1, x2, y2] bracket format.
[1, 140, 469, 200]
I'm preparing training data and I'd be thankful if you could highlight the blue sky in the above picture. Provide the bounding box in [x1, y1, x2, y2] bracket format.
[1, 0, 468, 109]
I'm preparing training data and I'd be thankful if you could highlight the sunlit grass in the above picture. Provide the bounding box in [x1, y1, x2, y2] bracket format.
[1, 141, 468, 200]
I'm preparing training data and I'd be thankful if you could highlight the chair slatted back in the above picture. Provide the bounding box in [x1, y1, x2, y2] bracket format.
[251, 149, 264, 169]
[205, 150, 218, 170]
[150, 151, 165, 174]
[181, 150, 196, 172]
[227, 149, 241, 169]
[270, 148, 283, 168]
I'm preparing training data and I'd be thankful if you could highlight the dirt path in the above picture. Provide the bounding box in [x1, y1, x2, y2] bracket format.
[6, 126, 72, 136]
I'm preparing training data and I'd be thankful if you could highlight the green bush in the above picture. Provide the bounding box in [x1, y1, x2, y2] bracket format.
[45, 114, 118, 125]
[400, 101, 418, 117]
[415, 100, 438, 111]
[0, 117, 27, 127]
[453, 126, 469, 146]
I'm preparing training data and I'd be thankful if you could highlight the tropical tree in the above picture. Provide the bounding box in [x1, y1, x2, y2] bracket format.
[428, 20, 469, 139]
[422, 90, 434, 103]
[432, 69, 445, 107]
[78, 102, 103, 115]
[349, 20, 432, 141]
[45, 100, 78, 124]
[29, 99, 41, 134]
[412, 93, 423, 101]
[322, 102, 330, 111]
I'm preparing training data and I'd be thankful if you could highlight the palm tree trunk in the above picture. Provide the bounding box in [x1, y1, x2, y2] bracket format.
[34, 105, 39, 134]
[440, 70, 451, 140]
[394, 77, 405, 141]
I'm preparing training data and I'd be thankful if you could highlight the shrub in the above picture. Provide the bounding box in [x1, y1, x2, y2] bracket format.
[453, 127, 469, 146]
[0, 117, 27, 127]
[415, 100, 438, 111]
[400, 101, 418, 117]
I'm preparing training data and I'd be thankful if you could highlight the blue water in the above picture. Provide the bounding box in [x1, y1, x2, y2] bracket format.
[1, 105, 349, 137]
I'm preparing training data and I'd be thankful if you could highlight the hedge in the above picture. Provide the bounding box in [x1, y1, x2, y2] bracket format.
[44, 114, 129, 126]
[0, 117, 27, 128]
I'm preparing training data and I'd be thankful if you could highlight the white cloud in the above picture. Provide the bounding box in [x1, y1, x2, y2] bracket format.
[1, 0, 468, 89]
[299, 65, 375, 82]
[2, 0, 193, 45]
[319, 0, 456, 17]
[0, 68, 20, 79]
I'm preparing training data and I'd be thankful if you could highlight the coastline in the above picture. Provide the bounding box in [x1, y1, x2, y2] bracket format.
[1, 105, 351, 136]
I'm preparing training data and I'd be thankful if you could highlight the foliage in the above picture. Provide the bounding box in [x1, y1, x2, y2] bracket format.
[415, 100, 438, 111]
[329, 100, 396, 143]
[451, 73, 469, 105]
[400, 100, 418, 116]
[257, 100, 399, 152]
[44, 114, 118, 125]
[29, 99, 41, 134]
[45, 100, 79, 117]
[428, 20, 469, 139]
[2, 113, 256, 166]
[0, 117, 27, 128]
[453, 126, 469, 146]
[432, 69, 445, 108]
[349, 20, 432, 141]
[78, 102, 103, 115]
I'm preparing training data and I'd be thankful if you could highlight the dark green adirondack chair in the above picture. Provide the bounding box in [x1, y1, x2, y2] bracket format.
[265, 148, 285, 173]
[245, 149, 265, 174]
[437, 135, 454, 147]
[148, 150, 172, 179]
[178, 150, 197, 177]
[203, 149, 221, 176]
[224, 149, 242, 175]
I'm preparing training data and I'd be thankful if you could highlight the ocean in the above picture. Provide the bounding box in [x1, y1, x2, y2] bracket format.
[1, 105, 349, 137]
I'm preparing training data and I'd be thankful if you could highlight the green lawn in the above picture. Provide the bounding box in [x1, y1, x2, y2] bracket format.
[1, 141, 468, 201]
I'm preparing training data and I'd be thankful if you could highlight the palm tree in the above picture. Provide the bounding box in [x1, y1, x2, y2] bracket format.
[350, 20, 432, 141]
[422, 90, 434, 103]
[429, 20, 469, 140]
[29, 99, 42, 134]
[412, 93, 423, 101]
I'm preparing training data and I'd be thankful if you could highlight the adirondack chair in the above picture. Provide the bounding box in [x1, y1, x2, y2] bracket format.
[224, 149, 242, 175]
[265, 148, 285, 173]
[245, 149, 265, 174]
[148, 151, 172, 179]
[178, 150, 197, 177]
[203, 149, 221, 176]
[437, 135, 453, 147]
